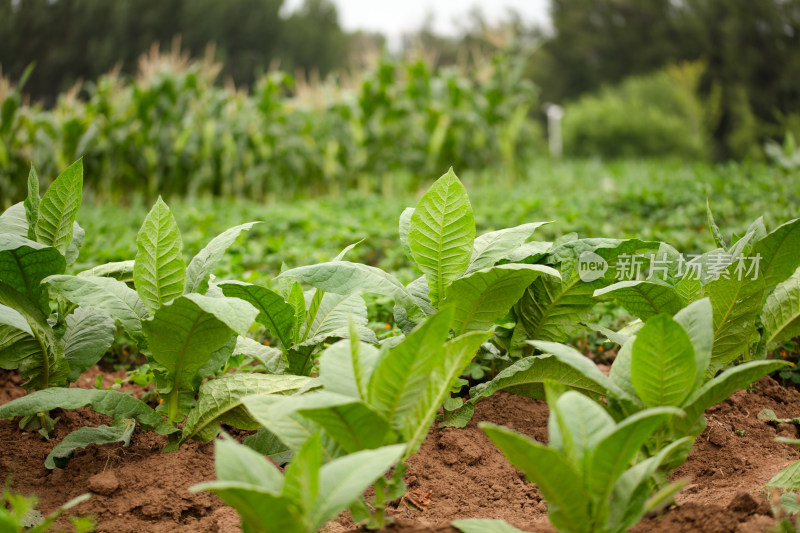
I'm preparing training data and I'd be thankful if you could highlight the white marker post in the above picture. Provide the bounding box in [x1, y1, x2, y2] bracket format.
[544, 103, 564, 159]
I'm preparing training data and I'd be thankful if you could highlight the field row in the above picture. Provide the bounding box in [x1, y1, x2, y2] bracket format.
[1, 160, 799, 531]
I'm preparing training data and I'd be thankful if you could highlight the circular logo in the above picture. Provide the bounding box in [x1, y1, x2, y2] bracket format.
[578, 251, 608, 282]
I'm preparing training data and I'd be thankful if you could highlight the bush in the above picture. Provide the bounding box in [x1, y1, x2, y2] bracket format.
[562, 63, 709, 159]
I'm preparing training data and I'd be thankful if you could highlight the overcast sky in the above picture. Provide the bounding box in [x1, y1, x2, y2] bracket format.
[284, 1, 550, 45]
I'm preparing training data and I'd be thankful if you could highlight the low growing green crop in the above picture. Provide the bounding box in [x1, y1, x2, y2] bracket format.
[0, 194, 313, 460]
[480, 384, 692, 533]
[241, 308, 488, 527]
[191, 434, 405, 533]
[459, 299, 789, 466]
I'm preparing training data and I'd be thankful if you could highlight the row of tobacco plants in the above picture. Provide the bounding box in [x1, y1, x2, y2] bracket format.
[1, 160, 800, 532]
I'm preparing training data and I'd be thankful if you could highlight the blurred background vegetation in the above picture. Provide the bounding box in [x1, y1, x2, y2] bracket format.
[0, 0, 799, 205]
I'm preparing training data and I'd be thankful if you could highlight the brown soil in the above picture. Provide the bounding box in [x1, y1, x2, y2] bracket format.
[2, 369, 800, 533]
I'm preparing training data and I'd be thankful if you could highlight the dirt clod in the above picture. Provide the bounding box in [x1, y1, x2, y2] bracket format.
[87, 470, 120, 495]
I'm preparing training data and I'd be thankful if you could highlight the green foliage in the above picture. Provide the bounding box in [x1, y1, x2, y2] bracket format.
[408, 168, 475, 306]
[242, 309, 489, 526]
[0, 49, 542, 205]
[0, 484, 92, 533]
[0, 161, 112, 395]
[481, 385, 691, 533]
[45, 418, 135, 469]
[540, 0, 800, 158]
[562, 65, 709, 159]
[191, 434, 405, 533]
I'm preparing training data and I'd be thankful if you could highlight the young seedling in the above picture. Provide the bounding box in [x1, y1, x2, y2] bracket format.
[480, 384, 691, 533]
[241, 308, 489, 527]
[456, 298, 790, 462]
[191, 433, 405, 533]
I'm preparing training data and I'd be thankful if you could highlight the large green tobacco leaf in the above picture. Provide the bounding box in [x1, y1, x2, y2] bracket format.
[367, 308, 452, 427]
[180, 373, 312, 444]
[673, 299, 713, 389]
[184, 222, 260, 294]
[530, 340, 631, 400]
[144, 293, 257, 419]
[312, 444, 405, 527]
[398, 207, 414, 263]
[0, 321, 38, 369]
[767, 460, 800, 490]
[457, 354, 609, 425]
[513, 274, 598, 343]
[0, 234, 66, 312]
[753, 218, 800, 297]
[78, 260, 135, 282]
[302, 292, 375, 344]
[552, 392, 615, 471]
[44, 275, 148, 344]
[0, 304, 31, 335]
[608, 340, 640, 402]
[243, 394, 344, 462]
[45, 418, 135, 469]
[292, 392, 394, 454]
[24, 165, 40, 240]
[761, 274, 800, 350]
[403, 331, 489, 454]
[278, 261, 421, 316]
[214, 434, 285, 490]
[62, 308, 115, 381]
[0, 281, 68, 389]
[594, 280, 684, 321]
[630, 315, 697, 408]
[34, 159, 82, 255]
[0, 203, 28, 236]
[283, 434, 321, 522]
[0, 387, 175, 434]
[467, 222, 550, 274]
[232, 336, 285, 374]
[481, 423, 592, 533]
[134, 197, 186, 313]
[408, 168, 475, 307]
[587, 407, 682, 498]
[219, 281, 296, 348]
[607, 438, 692, 532]
[678, 360, 791, 434]
[197, 483, 303, 533]
[191, 438, 302, 533]
[318, 338, 380, 401]
[515, 238, 659, 345]
[64, 221, 84, 267]
[707, 269, 764, 370]
[445, 264, 559, 334]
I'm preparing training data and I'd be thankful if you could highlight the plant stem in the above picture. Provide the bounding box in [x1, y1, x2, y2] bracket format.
[373, 477, 386, 526]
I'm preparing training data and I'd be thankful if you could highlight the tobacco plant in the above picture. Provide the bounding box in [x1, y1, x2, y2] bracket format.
[596, 210, 800, 373]
[192, 434, 404, 533]
[217, 242, 380, 377]
[458, 299, 790, 465]
[240, 308, 489, 527]
[277, 168, 560, 417]
[0, 194, 312, 460]
[479, 383, 691, 533]
[0, 161, 121, 435]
